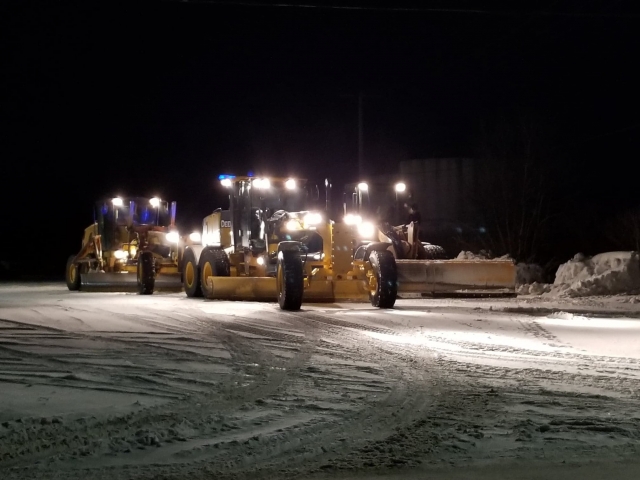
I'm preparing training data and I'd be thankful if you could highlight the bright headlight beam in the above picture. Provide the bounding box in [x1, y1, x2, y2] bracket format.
[189, 231, 201, 242]
[220, 178, 232, 187]
[285, 178, 296, 190]
[149, 197, 160, 207]
[166, 231, 179, 243]
[344, 214, 362, 225]
[395, 182, 406, 193]
[286, 219, 300, 231]
[357, 182, 368, 192]
[358, 221, 375, 238]
[304, 212, 322, 225]
[112, 197, 123, 207]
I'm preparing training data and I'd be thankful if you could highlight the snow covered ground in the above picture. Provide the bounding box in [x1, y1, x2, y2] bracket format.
[1, 284, 640, 479]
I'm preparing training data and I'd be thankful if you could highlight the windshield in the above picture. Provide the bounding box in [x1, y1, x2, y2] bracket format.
[95, 197, 173, 228]
[245, 181, 311, 214]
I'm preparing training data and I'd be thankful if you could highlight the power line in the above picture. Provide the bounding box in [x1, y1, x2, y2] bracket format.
[174, 1, 640, 18]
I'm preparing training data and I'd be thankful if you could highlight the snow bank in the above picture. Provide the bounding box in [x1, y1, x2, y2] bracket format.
[456, 250, 512, 261]
[516, 263, 544, 286]
[519, 251, 640, 297]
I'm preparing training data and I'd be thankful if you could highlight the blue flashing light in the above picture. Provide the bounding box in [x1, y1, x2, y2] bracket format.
[218, 174, 236, 180]
[247, 171, 254, 177]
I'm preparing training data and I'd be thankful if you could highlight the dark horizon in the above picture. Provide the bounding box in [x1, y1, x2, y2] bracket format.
[3, 0, 640, 276]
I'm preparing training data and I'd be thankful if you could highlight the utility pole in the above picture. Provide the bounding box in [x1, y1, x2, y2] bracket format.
[358, 91, 364, 178]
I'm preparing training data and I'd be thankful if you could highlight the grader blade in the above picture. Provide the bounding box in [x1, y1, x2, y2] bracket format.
[396, 259, 517, 297]
[80, 272, 182, 292]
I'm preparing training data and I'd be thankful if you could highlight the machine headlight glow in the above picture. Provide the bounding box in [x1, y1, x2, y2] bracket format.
[189, 231, 201, 242]
[285, 178, 297, 190]
[166, 231, 179, 243]
[254, 178, 271, 189]
[286, 219, 301, 231]
[357, 221, 375, 239]
[257, 256, 265, 266]
[149, 197, 160, 207]
[357, 182, 368, 192]
[220, 178, 232, 187]
[114, 249, 128, 260]
[112, 197, 123, 207]
[128, 246, 137, 258]
[304, 212, 322, 226]
[344, 213, 362, 225]
[395, 182, 406, 193]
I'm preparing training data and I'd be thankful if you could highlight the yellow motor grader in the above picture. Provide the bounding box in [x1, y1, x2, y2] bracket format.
[66, 196, 182, 294]
[343, 181, 517, 297]
[181, 175, 398, 310]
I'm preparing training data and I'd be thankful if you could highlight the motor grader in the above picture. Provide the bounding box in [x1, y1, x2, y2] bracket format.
[181, 175, 398, 310]
[66, 196, 182, 294]
[343, 181, 517, 297]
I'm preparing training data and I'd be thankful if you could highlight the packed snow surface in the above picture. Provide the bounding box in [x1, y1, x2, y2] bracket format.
[1, 284, 640, 480]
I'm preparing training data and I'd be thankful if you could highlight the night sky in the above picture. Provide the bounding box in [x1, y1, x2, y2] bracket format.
[3, 1, 639, 276]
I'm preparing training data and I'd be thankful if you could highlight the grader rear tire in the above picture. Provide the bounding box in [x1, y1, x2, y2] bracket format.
[66, 255, 80, 291]
[277, 250, 303, 311]
[137, 251, 155, 295]
[369, 250, 397, 308]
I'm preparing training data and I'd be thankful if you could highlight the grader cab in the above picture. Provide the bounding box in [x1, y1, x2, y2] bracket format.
[181, 175, 399, 310]
[66, 196, 182, 294]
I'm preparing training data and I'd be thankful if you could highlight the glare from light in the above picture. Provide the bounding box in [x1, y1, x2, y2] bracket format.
[166, 231, 179, 243]
[395, 182, 406, 193]
[357, 182, 368, 192]
[344, 213, 362, 225]
[112, 197, 123, 207]
[254, 178, 271, 189]
[257, 256, 265, 266]
[129, 246, 137, 258]
[285, 178, 297, 190]
[220, 178, 232, 187]
[114, 249, 128, 260]
[149, 197, 160, 207]
[189, 231, 201, 242]
[357, 221, 376, 238]
[286, 219, 300, 231]
[304, 212, 322, 225]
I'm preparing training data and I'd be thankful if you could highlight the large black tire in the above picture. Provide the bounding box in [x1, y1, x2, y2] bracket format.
[199, 247, 231, 299]
[182, 248, 203, 298]
[421, 243, 448, 260]
[137, 251, 155, 295]
[66, 255, 80, 291]
[277, 250, 304, 311]
[369, 250, 397, 308]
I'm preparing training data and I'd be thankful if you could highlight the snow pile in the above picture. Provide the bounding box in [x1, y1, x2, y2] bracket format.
[520, 251, 640, 297]
[550, 251, 640, 297]
[456, 250, 512, 261]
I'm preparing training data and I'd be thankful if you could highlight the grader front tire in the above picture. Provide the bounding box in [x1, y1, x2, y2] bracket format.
[66, 255, 80, 291]
[277, 250, 304, 311]
[137, 251, 156, 295]
[368, 250, 397, 308]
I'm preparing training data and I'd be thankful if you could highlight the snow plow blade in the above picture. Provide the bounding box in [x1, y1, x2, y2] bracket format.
[80, 272, 182, 292]
[396, 259, 516, 297]
[204, 277, 368, 303]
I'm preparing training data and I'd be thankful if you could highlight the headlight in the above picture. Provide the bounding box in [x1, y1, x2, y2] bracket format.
[357, 222, 375, 239]
[189, 231, 201, 242]
[114, 249, 128, 260]
[304, 212, 322, 226]
[128, 245, 137, 258]
[257, 256, 265, 266]
[286, 219, 301, 231]
[166, 231, 179, 243]
[285, 178, 296, 190]
[344, 214, 362, 225]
